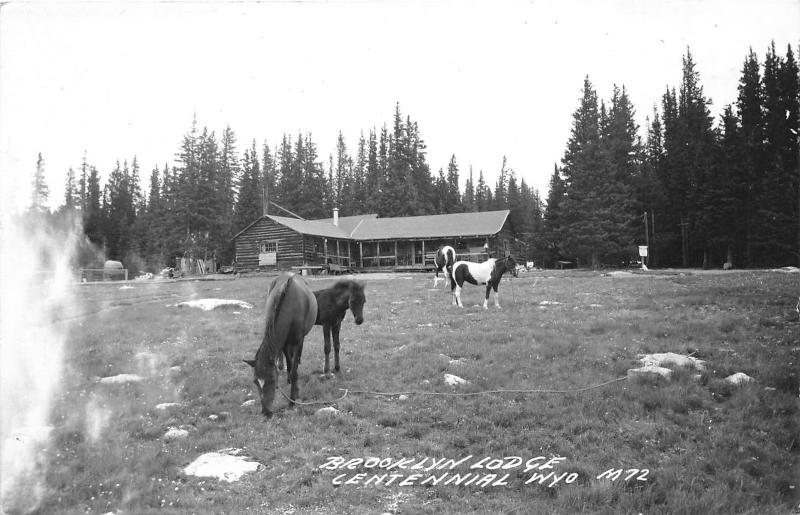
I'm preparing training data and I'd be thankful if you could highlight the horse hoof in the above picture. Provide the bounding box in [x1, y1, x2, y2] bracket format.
[262, 410, 273, 418]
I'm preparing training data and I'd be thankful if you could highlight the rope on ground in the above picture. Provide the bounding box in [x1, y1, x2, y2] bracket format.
[338, 375, 628, 398]
[276, 384, 350, 406]
[275, 376, 628, 407]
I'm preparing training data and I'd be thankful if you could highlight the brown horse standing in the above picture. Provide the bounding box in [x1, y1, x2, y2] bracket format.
[244, 273, 317, 417]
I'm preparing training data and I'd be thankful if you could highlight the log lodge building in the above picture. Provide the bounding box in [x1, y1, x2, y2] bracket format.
[232, 209, 514, 273]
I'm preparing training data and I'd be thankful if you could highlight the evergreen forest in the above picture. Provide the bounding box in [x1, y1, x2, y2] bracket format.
[24, 45, 800, 273]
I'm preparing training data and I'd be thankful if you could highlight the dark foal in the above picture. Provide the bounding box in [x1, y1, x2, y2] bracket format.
[314, 280, 365, 374]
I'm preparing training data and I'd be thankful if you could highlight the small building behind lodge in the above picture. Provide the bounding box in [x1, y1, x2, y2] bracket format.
[231, 209, 514, 273]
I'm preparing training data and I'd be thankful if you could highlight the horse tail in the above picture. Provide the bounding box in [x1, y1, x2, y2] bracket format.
[264, 275, 293, 356]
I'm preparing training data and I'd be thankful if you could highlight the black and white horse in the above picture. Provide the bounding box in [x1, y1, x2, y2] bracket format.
[433, 245, 456, 287]
[450, 255, 517, 309]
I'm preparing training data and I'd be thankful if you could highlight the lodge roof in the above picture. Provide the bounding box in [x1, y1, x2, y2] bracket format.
[233, 210, 510, 241]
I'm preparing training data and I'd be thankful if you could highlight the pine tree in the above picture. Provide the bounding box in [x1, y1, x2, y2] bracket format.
[755, 42, 800, 265]
[445, 155, 462, 213]
[542, 164, 566, 267]
[351, 132, 368, 214]
[83, 166, 103, 247]
[261, 140, 275, 218]
[636, 110, 667, 265]
[364, 128, 383, 214]
[234, 140, 263, 232]
[558, 76, 606, 267]
[434, 167, 448, 213]
[462, 166, 476, 212]
[275, 134, 298, 212]
[475, 170, 488, 211]
[494, 157, 509, 209]
[333, 131, 354, 214]
[31, 153, 49, 212]
[298, 133, 329, 219]
[737, 48, 765, 266]
[61, 167, 80, 211]
[381, 106, 420, 216]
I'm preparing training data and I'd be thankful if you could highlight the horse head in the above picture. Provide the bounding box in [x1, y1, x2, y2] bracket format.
[503, 255, 518, 277]
[347, 281, 366, 325]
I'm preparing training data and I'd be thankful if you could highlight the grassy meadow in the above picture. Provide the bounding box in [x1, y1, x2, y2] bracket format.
[23, 269, 800, 513]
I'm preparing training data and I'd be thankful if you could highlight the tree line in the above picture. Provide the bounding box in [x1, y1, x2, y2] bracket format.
[545, 44, 798, 269]
[28, 43, 798, 272]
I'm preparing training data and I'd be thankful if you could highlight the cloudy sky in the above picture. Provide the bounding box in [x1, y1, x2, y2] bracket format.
[1, 0, 798, 212]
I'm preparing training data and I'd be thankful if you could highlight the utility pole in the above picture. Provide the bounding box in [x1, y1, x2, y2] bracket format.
[679, 216, 689, 267]
[651, 211, 656, 267]
[643, 211, 650, 267]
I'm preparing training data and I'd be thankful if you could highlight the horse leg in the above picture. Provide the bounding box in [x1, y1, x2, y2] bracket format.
[450, 278, 459, 306]
[288, 338, 304, 405]
[283, 346, 292, 384]
[455, 284, 464, 308]
[483, 283, 491, 310]
[332, 321, 341, 372]
[493, 282, 501, 309]
[323, 324, 332, 375]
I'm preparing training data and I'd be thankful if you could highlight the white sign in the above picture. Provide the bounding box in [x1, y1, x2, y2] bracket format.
[638, 246, 648, 258]
[259, 252, 276, 266]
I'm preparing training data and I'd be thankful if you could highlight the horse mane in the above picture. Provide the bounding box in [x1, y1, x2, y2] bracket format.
[332, 279, 364, 296]
[264, 275, 293, 356]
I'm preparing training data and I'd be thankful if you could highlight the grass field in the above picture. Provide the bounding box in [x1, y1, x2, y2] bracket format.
[15, 269, 800, 514]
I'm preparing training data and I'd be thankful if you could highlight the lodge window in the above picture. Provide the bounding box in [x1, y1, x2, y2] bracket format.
[259, 241, 278, 253]
[258, 240, 278, 266]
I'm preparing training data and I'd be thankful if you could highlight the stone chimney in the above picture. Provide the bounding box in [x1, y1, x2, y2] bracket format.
[333, 208, 339, 226]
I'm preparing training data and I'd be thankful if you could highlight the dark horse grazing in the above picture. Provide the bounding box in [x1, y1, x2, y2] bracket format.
[314, 279, 366, 374]
[433, 245, 456, 288]
[243, 273, 317, 417]
[450, 255, 517, 309]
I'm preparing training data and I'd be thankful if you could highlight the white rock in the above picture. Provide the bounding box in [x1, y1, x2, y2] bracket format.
[444, 373, 468, 386]
[539, 300, 563, 306]
[398, 394, 409, 401]
[638, 352, 705, 371]
[176, 299, 254, 311]
[627, 365, 673, 379]
[99, 373, 144, 384]
[725, 372, 754, 385]
[208, 414, 219, 421]
[183, 448, 262, 482]
[164, 427, 189, 441]
[155, 402, 181, 411]
[240, 399, 256, 407]
[315, 406, 341, 416]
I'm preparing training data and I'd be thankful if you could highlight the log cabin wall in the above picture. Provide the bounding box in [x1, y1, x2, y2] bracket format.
[233, 217, 304, 270]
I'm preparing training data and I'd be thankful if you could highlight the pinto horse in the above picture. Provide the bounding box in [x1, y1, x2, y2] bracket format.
[244, 273, 317, 417]
[433, 245, 456, 287]
[450, 255, 517, 309]
[314, 279, 365, 374]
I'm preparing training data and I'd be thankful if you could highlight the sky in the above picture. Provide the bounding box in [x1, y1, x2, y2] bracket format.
[1, 0, 799, 213]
